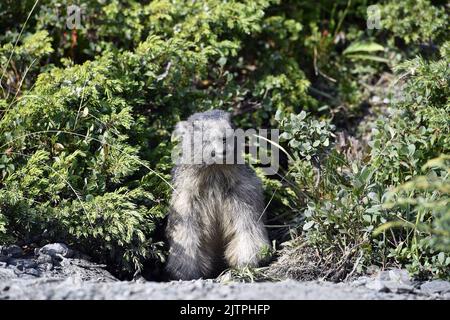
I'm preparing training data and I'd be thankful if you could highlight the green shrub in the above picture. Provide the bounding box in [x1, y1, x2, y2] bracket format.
[378, 155, 450, 279]
[0, 0, 315, 276]
[0, 0, 279, 274]
[274, 110, 384, 279]
[380, 0, 448, 45]
[273, 42, 449, 279]
[369, 48, 449, 185]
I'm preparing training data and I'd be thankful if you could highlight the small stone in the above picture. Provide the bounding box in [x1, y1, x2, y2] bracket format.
[23, 268, 40, 277]
[351, 276, 369, 287]
[39, 243, 73, 258]
[133, 276, 147, 284]
[368, 269, 414, 293]
[384, 282, 414, 294]
[377, 270, 390, 281]
[10, 259, 38, 270]
[36, 253, 53, 264]
[366, 279, 388, 292]
[420, 280, 450, 295]
[388, 269, 412, 285]
[376, 269, 411, 284]
[38, 263, 53, 272]
[366, 265, 381, 275]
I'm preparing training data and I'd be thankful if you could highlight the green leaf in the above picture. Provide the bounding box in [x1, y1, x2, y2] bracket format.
[438, 252, 445, 264]
[407, 144, 416, 156]
[82, 107, 89, 117]
[274, 110, 283, 121]
[218, 56, 227, 67]
[303, 221, 315, 230]
[345, 54, 389, 63]
[280, 132, 292, 140]
[298, 111, 307, 120]
[343, 41, 385, 55]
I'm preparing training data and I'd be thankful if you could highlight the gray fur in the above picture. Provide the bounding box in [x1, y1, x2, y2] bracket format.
[166, 110, 270, 280]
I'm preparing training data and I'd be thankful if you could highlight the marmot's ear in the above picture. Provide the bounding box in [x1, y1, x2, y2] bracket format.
[172, 121, 190, 142]
[223, 112, 235, 129]
[224, 112, 231, 122]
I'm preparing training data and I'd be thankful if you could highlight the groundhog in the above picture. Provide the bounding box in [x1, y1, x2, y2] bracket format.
[166, 110, 270, 280]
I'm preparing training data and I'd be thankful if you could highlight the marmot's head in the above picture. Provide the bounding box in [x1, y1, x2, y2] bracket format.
[172, 110, 236, 165]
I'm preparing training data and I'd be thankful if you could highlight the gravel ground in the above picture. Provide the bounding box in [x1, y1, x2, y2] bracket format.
[1, 243, 449, 300]
[1, 277, 449, 300]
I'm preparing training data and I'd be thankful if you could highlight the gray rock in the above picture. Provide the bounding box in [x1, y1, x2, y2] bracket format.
[9, 259, 38, 270]
[36, 253, 53, 264]
[0, 243, 115, 283]
[420, 280, 450, 295]
[39, 243, 73, 258]
[377, 269, 412, 284]
[38, 263, 54, 272]
[384, 282, 414, 294]
[57, 258, 117, 282]
[1, 245, 23, 258]
[388, 269, 412, 285]
[351, 276, 370, 287]
[366, 279, 388, 292]
[22, 268, 40, 277]
[365, 269, 414, 293]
